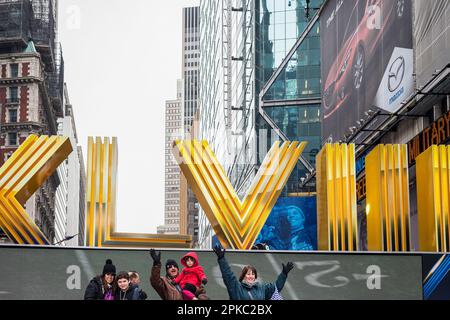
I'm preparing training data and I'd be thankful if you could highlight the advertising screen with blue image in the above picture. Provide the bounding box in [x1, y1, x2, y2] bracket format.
[255, 196, 317, 251]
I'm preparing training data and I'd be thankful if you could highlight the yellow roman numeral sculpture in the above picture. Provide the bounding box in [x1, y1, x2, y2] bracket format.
[85, 137, 192, 248]
[173, 140, 307, 249]
[2, 135, 447, 252]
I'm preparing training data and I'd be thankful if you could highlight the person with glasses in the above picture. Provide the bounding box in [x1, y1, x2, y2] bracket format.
[84, 259, 117, 300]
[149, 249, 208, 300]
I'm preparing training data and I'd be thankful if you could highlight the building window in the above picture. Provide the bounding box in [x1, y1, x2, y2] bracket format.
[9, 87, 18, 103]
[7, 132, 17, 146]
[8, 109, 17, 123]
[10, 64, 19, 78]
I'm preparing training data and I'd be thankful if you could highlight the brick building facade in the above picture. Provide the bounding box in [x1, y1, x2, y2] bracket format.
[0, 0, 64, 243]
[0, 46, 63, 242]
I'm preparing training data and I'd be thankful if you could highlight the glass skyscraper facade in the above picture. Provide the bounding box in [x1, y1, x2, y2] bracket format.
[256, 0, 322, 98]
[256, 0, 323, 192]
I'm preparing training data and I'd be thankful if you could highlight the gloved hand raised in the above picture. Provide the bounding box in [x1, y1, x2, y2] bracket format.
[282, 262, 294, 276]
[213, 243, 225, 260]
[149, 249, 161, 266]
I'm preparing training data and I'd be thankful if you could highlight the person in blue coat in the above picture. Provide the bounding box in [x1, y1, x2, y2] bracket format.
[213, 244, 294, 300]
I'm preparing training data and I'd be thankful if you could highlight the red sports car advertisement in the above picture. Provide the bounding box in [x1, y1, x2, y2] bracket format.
[320, 0, 413, 142]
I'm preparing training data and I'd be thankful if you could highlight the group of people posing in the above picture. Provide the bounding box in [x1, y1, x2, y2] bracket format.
[84, 244, 294, 300]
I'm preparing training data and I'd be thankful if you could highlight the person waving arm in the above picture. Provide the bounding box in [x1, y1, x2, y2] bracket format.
[264, 262, 294, 300]
[149, 249, 166, 295]
[214, 244, 239, 300]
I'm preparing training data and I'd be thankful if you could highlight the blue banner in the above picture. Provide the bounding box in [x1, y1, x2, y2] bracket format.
[255, 196, 317, 251]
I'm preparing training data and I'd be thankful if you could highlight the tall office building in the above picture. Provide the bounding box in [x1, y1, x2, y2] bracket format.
[0, 0, 64, 243]
[198, 0, 257, 248]
[161, 80, 183, 235]
[180, 6, 200, 245]
[197, 0, 323, 248]
[54, 84, 85, 247]
[182, 7, 200, 135]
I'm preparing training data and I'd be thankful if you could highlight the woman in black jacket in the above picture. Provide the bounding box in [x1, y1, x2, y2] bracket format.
[84, 259, 117, 300]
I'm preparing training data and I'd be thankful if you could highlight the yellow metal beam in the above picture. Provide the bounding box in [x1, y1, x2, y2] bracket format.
[416, 145, 450, 252]
[316, 144, 358, 251]
[173, 140, 306, 250]
[0, 135, 73, 245]
[366, 144, 411, 251]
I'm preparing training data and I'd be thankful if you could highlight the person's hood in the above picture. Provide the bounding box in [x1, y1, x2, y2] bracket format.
[181, 252, 199, 268]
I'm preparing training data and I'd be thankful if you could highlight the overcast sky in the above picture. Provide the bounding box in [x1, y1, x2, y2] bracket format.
[58, 0, 199, 233]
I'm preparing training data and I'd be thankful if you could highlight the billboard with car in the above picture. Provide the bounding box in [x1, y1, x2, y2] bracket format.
[320, 0, 413, 142]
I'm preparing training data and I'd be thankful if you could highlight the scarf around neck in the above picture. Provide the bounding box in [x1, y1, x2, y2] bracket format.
[242, 279, 258, 288]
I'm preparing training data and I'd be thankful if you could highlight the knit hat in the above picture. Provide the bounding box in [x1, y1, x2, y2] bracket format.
[165, 259, 179, 270]
[102, 259, 116, 276]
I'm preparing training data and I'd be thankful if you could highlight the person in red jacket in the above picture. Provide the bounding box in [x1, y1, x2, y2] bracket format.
[173, 252, 208, 300]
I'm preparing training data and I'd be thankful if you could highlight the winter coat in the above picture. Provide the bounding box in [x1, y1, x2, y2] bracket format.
[84, 276, 115, 300]
[114, 284, 146, 300]
[174, 252, 207, 288]
[150, 263, 184, 300]
[218, 257, 287, 300]
[136, 286, 148, 300]
[182, 289, 196, 300]
[150, 263, 209, 300]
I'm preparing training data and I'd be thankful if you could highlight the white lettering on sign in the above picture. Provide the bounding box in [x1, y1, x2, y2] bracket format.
[66, 265, 81, 290]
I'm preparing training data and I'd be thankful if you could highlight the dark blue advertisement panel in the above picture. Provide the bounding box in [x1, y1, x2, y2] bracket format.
[255, 196, 317, 251]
